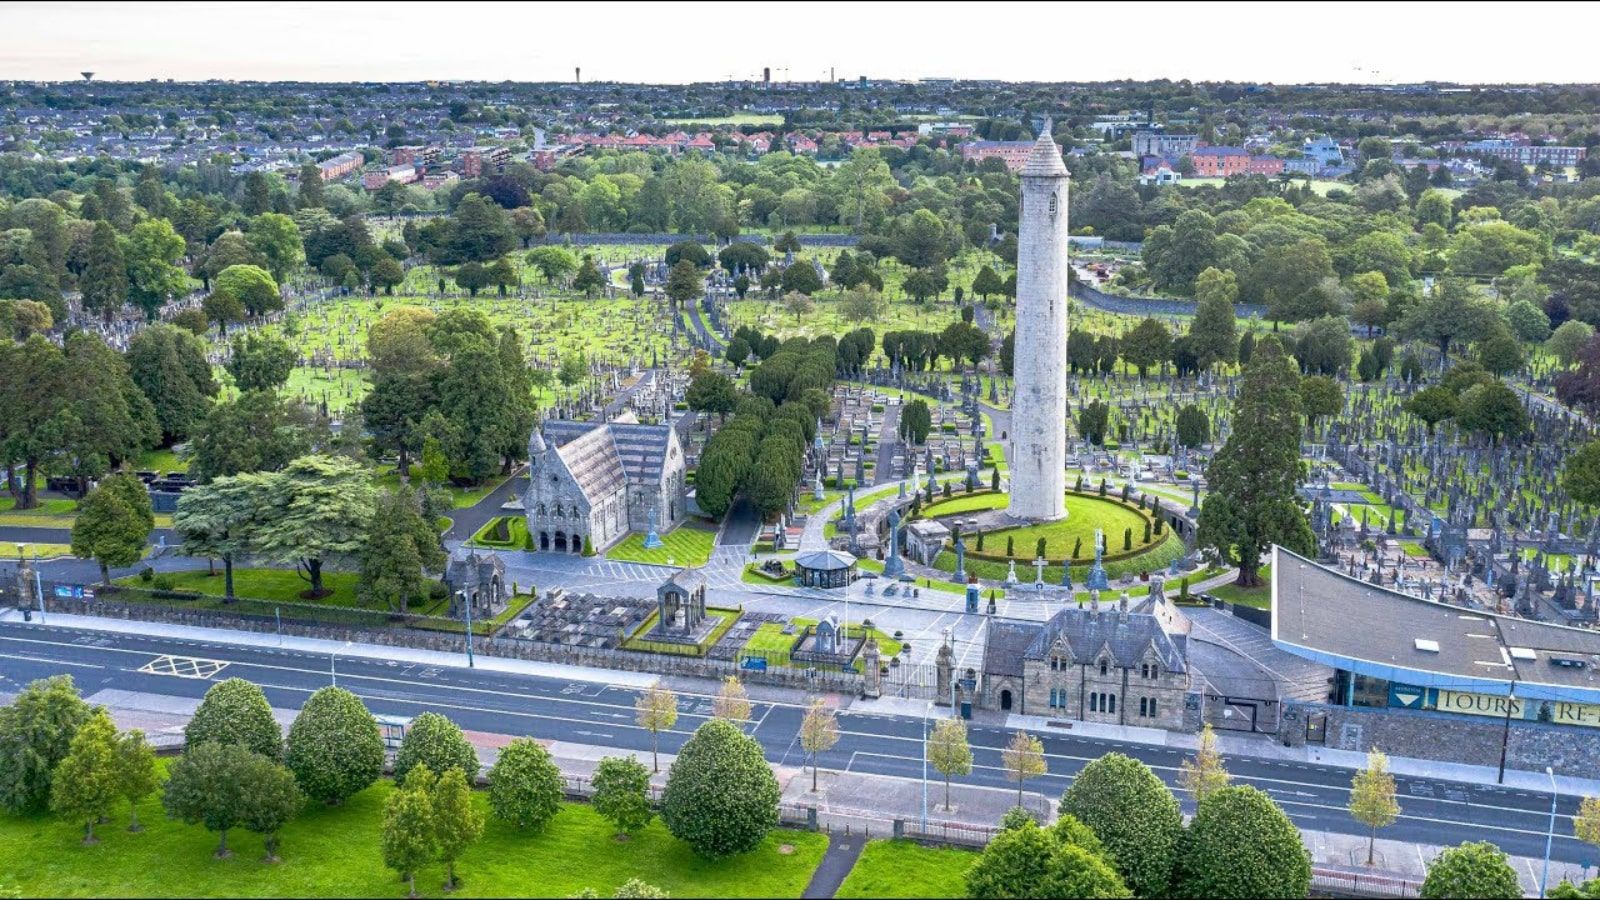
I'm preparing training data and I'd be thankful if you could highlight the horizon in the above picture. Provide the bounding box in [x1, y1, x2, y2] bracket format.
[6, 0, 1600, 85]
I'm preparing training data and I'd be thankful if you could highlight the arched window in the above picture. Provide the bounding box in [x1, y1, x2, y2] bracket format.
[1107, 694, 1116, 715]
[1149, 698, 1158, 717]
[1088, 693, 1098, 713]
[1099, 659, 1108, 677]
[1139, 697, 1148, 717]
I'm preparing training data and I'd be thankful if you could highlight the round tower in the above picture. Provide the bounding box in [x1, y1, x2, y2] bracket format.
[1007, 120, 1071, 522]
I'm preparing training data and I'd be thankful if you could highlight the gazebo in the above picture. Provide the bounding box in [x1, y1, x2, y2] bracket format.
[795, 549, 858, 589]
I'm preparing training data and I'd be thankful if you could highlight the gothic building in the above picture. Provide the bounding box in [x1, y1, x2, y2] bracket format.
[981, 592, 1192, 730]
[523, 414, 687, 554]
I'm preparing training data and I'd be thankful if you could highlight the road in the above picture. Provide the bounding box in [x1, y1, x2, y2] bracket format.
[0, 617, 1589, 867]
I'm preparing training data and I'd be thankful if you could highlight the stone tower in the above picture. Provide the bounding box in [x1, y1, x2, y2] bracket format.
[1007, 120, 1071, 522]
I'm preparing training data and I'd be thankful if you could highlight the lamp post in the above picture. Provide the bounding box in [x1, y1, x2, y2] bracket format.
[1496, 677, 1519, 785]
[1541, 766, 1558, 899]
[330, 639, 352, 687]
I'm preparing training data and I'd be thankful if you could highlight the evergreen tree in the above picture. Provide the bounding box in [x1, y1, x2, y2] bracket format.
[185, 677, 282, 759]
[284, 686, 385, 805]
[70, 473, 155, 585]
[487, 737, 563, 831]
[360, 487, 444, 615]
[431, 766, 484, 891]
[80, 220, 128, 323]
[1196, 338, 1314, 587]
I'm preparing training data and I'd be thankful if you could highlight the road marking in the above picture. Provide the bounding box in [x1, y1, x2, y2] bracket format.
[137, 654, 229, 680]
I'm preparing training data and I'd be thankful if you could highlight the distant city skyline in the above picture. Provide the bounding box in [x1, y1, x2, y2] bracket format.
[5, 1, 1600, 86]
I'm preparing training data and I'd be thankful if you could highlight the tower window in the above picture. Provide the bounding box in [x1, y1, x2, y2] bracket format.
[1048, 192, 1058, 218]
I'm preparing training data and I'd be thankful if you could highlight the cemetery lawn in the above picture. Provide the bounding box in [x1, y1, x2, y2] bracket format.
[742, 617, 903, 669]
[10, 543, 74, 559]
[919, 490, 1005, 518]
[0, 773, 829, 899]
[374, 471, 510, 509]
[110, 568, 448, 617]
[623, 607, 742, 656]
[835, 840, 974, 899]
[1207, 566, 1272, 609]
[606, 523, 717, 567]
[134, 446, 189, 474]
[974, 494, 1152, 562]
[0, 496, 80, 528]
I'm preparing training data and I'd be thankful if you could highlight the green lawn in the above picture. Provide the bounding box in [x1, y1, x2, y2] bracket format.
[6, 542, 75, 560]
[623, 607, 742, 656]
[1207, 566, 1272, 609]
[969, 494, 1153, 563]
[918, 490, 1006, 519]
[0, 773, 828, 899]
[836, 840, 974, 899]
[606, 524, 717, 568]
[0, 496, 81, 528]
[374, 472, 509, 510]
[664, 113, 783, 126]
[468, 516, 531, 550]
[110, 568, 449, 618]
[134, 447, 190, 474]
[742, 618, 903, 671]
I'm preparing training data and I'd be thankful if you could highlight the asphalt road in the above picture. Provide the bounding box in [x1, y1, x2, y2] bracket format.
[0, 618, 1589, 867]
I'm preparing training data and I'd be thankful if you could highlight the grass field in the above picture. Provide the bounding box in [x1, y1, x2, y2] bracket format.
[970, 494, 1152, 563]
[664, 113, 784, 126]
[918, 490, 1005, 519]
[606, 524, 718, 567]
[835, 840, 974, 899]
[0, 772, 829, 899]
[742, 617, 903, 670]
[1206, 565, 1272, 609]
[110, 567, 448, 617]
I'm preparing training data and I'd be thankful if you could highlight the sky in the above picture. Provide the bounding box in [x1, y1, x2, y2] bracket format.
[4, 1, 1599, 86]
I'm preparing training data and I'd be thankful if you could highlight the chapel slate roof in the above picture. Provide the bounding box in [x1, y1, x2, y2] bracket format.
[983, 620, 1043, 680]
[982, 600, 1189, 680]
[541, 419, 675, 490]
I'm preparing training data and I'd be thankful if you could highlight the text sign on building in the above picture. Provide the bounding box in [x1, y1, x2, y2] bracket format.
[1551, 701, 1600, 728]
[1435, 690, 1523, 719]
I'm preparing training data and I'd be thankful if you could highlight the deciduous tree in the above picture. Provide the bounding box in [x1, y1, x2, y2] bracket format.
[592, 755, 653, 838]
[635, 686, 678, 774]
[185, 677, 281, 759]
[660, 719, 780, 859]
[928, 716, 973, 811]
[284, 686, 385, 805]
[487, 737, 563, 831]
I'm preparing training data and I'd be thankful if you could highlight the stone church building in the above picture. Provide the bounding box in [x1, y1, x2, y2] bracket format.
[981, 592, 1193, 730]
[523, 414, 687, 554]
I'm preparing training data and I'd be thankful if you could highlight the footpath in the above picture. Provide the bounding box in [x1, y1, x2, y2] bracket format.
[10, 608, 1597, 897]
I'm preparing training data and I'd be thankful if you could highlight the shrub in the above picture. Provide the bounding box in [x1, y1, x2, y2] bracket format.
[592, 755, 654, 837]
[660, 719, 779, 858]
[1174, 785, 1310, 898]
[1420, 841, 1522, 899]
[284, 686, 384, 804]
[1058, 753, 1182, 898]
[185, 678, 282, 760]
[393, 711, 478, 783]
[488, 737, 564, 830]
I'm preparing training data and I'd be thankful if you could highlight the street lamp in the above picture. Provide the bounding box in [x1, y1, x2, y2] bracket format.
[330, 639, 352, 686]
[1541, 766, 1557, 899]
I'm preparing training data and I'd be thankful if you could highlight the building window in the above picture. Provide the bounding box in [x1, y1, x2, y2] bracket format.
[1139, 697, 1148, 717]
[1099, 660, 1108, 677]
[1088, 693, 1098, 713]
[1107, 694, 1116, 715]
[1048, 192, 1057, 218]
[1149, 698, 1158, 718]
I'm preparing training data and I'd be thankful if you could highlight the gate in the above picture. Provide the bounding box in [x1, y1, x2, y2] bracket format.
[1205, 693, 1278, 733]
[1305, 710, 1329, 745]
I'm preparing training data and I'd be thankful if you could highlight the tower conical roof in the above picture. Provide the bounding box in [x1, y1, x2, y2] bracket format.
[1022, 117, 1069, 178]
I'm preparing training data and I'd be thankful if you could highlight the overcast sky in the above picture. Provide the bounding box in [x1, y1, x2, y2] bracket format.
[4, 1, 1598, 85]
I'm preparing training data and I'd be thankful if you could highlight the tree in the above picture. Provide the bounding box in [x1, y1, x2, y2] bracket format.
[361, 487, 445, 615]
[1000, 730, 1047, 810]
[1197, 339, 1314, 587]
[635, 686, 679, 774]
[1174, 785, 1311, 899]
[928, 716, 973, 812]
[0, 675, 93, 815]
[1076, 400, 1110, 446]
[1457, 380, 1528, 444]
[371, 255, 405, 295]
[226, 332, 296, 393]
[686, 372, 738, 421]
[445, 193, 515, 264]
[1120, 318, 1172, 377]
[781, 261, 823, 296]
[393, 712, 478, 784]
[711, 676, 752, 726]
[213, 263, 282, 317]
[171, 476, 257, 601]
[783, 290, 815, 321]
[186, 677, 281, 760]
[1398, 279, 1498, 361]
[660, 719, 780, 859]
[284, 686, 384, 805]
[572, 255, 606, 296]
[110, 728, 157, 831]
[1565, 442, 1600, 508]
[965, 816, 1129, 900]
[79, 220, 127, 322]
[1349, 748, 1401, 866]
[125, 218, 190, 319]
[1477, 326, 1526, 376]
[1420, 842, 1522, 900]
[1549, 321, 1596, 368]
[1178, 724, 1230, 806]
[202, 288, 245, 334]
[526, 246, 578, 284]
[1575, 796, 1600, 862]
[839, 287, 885, 324]
[189, 391, 311, 484]
[591, 755, 654, 838]
[1299, 374, 1345, 426]
[252, 455, 376, 597]
[239, 752, 302, 862]
[70, 473, 154, 585]
[1175, 405, 1210, 449]
[162, 742, 265, 858]
[1405, 386, 1459, 434]
[487, 737, 563, 831]
[50, 708, 120, 844]
[1190, 271, 1239, 372]
[799, 699, 840, 792]
[664, 260, 702, 308]
[247, 212, 304, 282]
[1058, 752, 1183, 898]
[382, 765, 438, 899]
[901, 399, 933, 445]
[432, 766, 484, 891]
[126, 324, 220, 444]
[972, 264, 1004, 301]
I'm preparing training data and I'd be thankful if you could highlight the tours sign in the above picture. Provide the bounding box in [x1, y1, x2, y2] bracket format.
[1388, 683, 1600, 729]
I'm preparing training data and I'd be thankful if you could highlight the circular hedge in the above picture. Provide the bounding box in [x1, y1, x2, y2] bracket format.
[660, 719, 779, 858]
[1173, 785, 1311, 899]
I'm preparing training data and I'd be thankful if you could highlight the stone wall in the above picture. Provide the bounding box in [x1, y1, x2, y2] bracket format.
[40, 596, 864, 695]
[1279, 701, 1600, 778]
